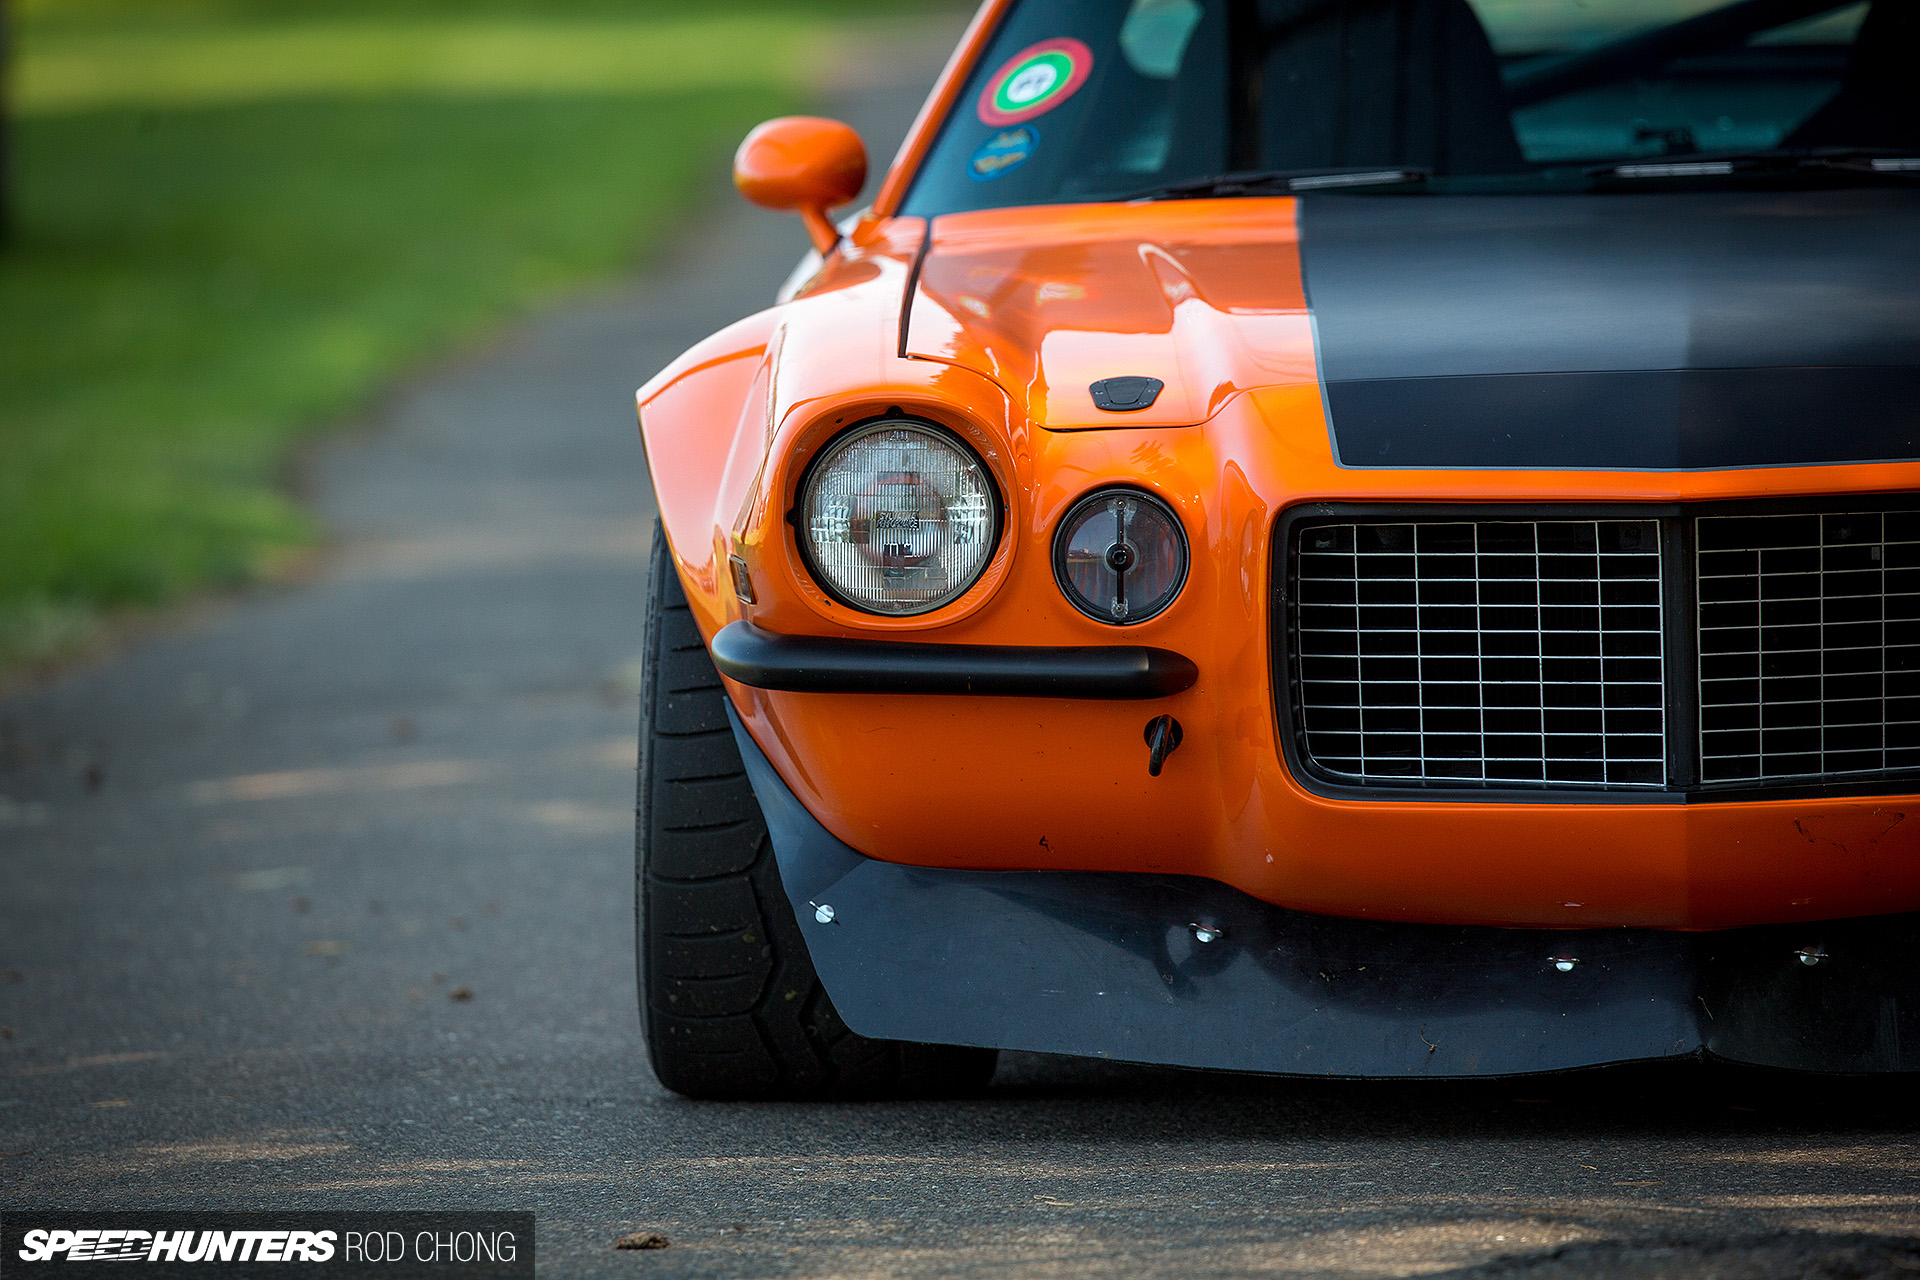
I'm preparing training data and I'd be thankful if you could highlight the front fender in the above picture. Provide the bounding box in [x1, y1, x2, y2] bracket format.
[637, 214, 1016, 651]
[638, 309, 781, 637]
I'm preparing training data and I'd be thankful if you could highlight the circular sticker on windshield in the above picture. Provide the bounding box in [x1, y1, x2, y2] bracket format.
[978, 38, 1093, 126]
[968, 126, 1038, 181]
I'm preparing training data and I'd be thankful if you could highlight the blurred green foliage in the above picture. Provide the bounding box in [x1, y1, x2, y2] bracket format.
[1, 0, 957, 669]
[19, 0, 942, 19]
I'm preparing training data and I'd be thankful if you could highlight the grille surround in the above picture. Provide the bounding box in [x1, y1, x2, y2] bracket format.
[1275, 500, 1920, 802]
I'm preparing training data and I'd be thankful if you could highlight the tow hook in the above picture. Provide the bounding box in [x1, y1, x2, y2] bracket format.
[1145, 715, 1183, 777]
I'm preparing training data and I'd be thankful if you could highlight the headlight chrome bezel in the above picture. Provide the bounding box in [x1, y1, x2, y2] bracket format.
[793, 416, 1005, 618]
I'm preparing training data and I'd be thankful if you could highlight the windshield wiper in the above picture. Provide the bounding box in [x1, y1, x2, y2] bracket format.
[1589, 148, 1920, 182]
[1121, 167, 1429, 201]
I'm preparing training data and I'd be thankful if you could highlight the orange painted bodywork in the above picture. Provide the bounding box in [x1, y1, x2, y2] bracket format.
[639, 92, 1920, 933]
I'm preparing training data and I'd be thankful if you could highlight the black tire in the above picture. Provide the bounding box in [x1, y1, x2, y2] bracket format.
[637, 521, 998, 1099]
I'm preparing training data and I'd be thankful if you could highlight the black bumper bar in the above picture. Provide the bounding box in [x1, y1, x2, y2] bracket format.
[710, 621, 1198, 698]
[728, 707, 1920, 1077]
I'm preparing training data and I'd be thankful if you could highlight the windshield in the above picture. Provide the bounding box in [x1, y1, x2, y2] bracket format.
[900, 0, 1915, 213]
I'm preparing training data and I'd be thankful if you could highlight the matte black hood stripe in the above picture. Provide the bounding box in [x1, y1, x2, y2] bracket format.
[1298, 189, 1920, 471]
[1327, 366, 1920, 470]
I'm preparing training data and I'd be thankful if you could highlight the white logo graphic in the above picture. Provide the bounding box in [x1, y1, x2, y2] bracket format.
[1003, 63, 1059, 105]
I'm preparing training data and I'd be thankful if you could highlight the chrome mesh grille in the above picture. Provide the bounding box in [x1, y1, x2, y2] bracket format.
[1292, 520, 1667, 788]
[1697, 511, 1920, 782]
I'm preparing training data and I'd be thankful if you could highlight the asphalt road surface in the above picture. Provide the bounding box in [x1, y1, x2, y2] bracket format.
[6, 20, 1920, 1279]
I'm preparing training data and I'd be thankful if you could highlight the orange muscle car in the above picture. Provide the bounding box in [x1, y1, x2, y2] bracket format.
[635, 0, 1920, 1097]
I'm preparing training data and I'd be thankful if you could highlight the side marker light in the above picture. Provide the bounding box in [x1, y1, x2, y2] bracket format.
[729, 555, 756, 604]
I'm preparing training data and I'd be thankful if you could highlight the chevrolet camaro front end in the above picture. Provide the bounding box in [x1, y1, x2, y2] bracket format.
[634, 0, 1920, 1097]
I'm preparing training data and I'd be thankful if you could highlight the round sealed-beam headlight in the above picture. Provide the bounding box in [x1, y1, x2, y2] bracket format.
[798, 420, 1000, 616]
[1054, 488, 1188, 624]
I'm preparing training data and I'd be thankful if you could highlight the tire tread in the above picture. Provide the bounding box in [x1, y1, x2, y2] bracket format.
[636, 521, 995, 1099]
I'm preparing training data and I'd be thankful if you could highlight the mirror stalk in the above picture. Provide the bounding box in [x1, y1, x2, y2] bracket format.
[798, 206, 841, 256]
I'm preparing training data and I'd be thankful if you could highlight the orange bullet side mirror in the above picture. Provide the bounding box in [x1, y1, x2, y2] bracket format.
[733, 117, 868, 255]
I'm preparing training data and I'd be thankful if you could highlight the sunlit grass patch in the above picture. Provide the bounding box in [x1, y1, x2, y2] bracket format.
[16, 16, 835, 114]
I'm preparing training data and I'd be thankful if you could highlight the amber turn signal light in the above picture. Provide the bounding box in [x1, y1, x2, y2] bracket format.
[733, 116, 867, 255]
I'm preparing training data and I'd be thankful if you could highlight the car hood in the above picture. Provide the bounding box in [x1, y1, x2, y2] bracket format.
[904, 200, 1318, 431]
[904, 189, 1920, 468]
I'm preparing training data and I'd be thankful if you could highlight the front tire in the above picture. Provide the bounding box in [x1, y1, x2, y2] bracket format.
[636, 521, 997, 1098]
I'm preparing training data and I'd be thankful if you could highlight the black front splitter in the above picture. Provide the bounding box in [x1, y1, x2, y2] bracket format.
[729, 709, 1920, 1077]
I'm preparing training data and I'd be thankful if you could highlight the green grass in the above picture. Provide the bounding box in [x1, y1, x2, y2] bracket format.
[15, 16, 840, 113]
[1, 0, 953, 670]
